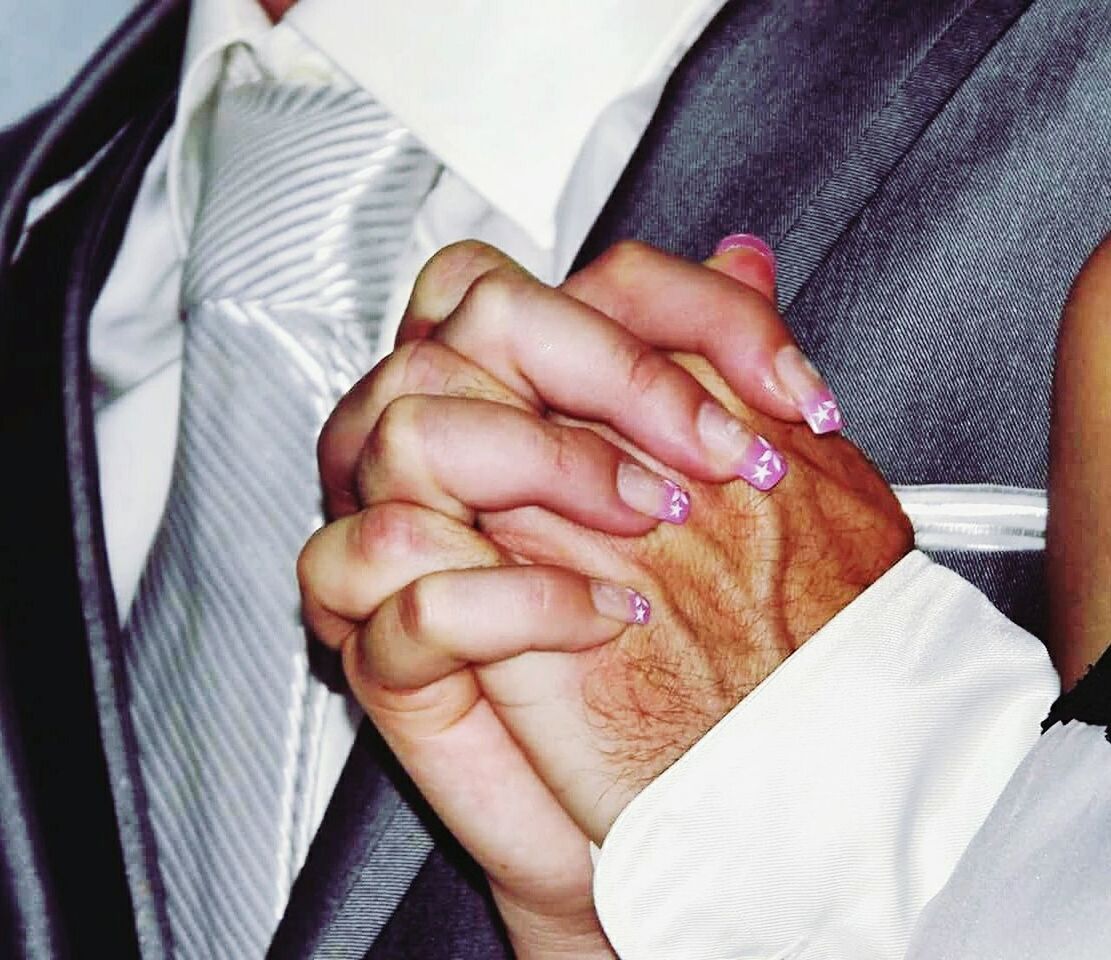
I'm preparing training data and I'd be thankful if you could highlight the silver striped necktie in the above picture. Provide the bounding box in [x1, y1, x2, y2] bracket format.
[124, 80, 437, 958]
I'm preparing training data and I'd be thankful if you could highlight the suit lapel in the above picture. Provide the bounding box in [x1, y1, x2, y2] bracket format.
[574, 0, 1032, 282]
[0, 0, 187, 267]
[269, 722, 512, 959]
[0, 3, 186, 956]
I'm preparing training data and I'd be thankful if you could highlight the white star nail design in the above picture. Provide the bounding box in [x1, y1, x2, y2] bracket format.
[758, 441, 782, 471]
[662, 482, 690, 523]
[745, 436, 785, 489]
[808, 399, 842, 431]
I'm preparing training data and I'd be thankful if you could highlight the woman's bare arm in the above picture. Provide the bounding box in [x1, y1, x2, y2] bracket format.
[1047, 236, 1111, 690]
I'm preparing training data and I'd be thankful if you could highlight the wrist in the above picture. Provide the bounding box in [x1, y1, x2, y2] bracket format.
[492, 887, 617, 960]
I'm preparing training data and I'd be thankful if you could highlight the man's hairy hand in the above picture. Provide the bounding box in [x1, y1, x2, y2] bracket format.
[475, 354, 912, 839]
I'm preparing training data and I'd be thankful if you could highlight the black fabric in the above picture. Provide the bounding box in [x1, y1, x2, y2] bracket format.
[0, 105, 172, 959]
[0, 3, 187, 956]
[0, 625, 64, 959]
[1044, 645, 1111, 741]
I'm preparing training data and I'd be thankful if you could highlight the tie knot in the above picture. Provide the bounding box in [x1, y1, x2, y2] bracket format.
[183, 82, 438, 313]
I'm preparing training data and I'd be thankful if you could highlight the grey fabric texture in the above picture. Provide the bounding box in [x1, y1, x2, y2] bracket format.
[906, 721, 1111, 958]
[311, 800, 434, 958]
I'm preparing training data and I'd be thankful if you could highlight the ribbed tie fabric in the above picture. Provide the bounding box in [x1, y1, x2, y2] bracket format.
[123, 80, 438, 958]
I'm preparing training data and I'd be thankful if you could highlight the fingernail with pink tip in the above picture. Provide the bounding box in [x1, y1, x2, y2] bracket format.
[696, 402, 787, 491]
[738, 435, 788, 491]
[714, 233, 777, 275]
[591, 581, 652, 625]
[774, 345, 843, 434]
[616, 461, 691, 524]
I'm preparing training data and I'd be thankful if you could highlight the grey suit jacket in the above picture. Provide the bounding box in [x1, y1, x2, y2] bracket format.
[0, 0, 1107, 956]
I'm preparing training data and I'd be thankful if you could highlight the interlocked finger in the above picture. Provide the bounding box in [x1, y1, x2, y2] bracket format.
[428, 264, 787, 487]
[562, 240, 841, 431]
[320, 337, 531, 518]
[358, 394, 692, 533]
[298, 500, 501, 651]
[359, 564, 644, 692]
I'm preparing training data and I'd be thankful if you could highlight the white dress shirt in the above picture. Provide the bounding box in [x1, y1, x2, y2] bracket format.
[78, 0, 1060, 951]
[593, 551, 1058, 958]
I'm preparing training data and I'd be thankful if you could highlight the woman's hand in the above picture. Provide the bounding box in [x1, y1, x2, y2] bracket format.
[299, 238, 851, 956]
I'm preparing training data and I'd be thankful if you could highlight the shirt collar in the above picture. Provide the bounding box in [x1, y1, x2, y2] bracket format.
[172, 0, 716, 252]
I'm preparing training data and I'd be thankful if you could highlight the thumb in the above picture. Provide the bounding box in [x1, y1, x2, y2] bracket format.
[704, 233, 777, 303]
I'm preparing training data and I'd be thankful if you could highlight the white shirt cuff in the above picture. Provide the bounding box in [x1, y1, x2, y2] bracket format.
[593, 550, 1059, 960]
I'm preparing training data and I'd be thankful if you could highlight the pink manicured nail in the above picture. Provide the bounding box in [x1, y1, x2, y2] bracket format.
[737, 435, 788, 491]
[714, 233, 777, 274]
[774, 345, 844, 434]
[616, 462, 691, 524]
[591, 581, 652, 625]
[696, 402, 787, 491]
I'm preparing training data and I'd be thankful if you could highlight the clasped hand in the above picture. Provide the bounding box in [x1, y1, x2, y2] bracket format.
[298, 239, 912, 956]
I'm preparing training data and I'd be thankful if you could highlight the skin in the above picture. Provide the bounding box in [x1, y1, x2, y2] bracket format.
[1047, 236, 1111, 690]
[260, 0, 295, 20]
[300, 240, 912, 956]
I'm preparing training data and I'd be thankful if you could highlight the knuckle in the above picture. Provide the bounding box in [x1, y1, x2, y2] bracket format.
[363, 395, 424, 474]
[397, 337, 494, 402]
[533, 420, 595, 484]
[618, 340, 673, 402]
[460, 265, 526, 334]
[353, 503, 425, 566]
[396, 338, 453, 394]
[296, 523, 363, 648]
[544, 423, 586, 484]
[415, 239, 499, 295]
[295, 527, 326, 592]
[316, 405, 342, 470]
[522, 570, 557, 618]
[435, 238, 501, 275]
[595, 239, 654, 282]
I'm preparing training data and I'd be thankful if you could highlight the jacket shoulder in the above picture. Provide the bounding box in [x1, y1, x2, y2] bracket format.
[0, 99, 59, 200]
